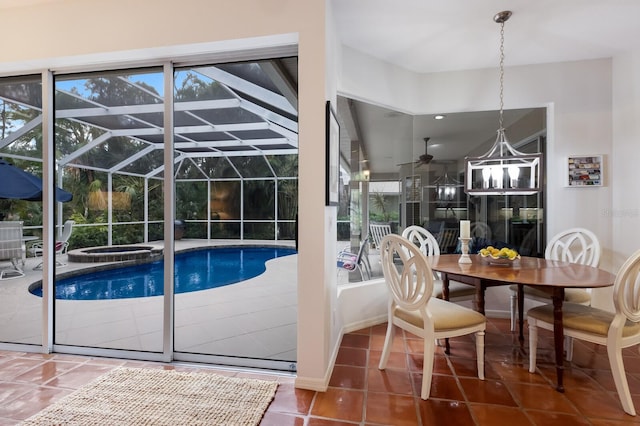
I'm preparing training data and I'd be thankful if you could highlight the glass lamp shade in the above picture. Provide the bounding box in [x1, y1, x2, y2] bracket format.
[464, 129, 542, 195]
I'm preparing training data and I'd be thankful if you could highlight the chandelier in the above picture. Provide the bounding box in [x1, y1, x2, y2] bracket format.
[434, 167, 460, 203]
[464, 11, 542, 196]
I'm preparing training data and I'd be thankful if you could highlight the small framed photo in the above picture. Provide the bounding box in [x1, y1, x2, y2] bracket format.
[326, 101, 340, 206]
[567, 155, 603, 187]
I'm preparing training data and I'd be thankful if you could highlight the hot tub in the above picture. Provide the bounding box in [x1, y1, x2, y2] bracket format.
[67, 245, 163, 263]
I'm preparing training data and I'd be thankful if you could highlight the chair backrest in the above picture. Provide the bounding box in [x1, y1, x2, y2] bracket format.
[337, 236, 371, 278]
[59, 220, 75, 242]
[402, 225, 440, 257]
[545, 228, 600, 267]
[380, 234, 434, 312]
[437, 227, 459, 253]
[339, 236, 369, 261]
[370, 223, 392, 248]
[471, 222, 492, 239]
[0, 221, 24, 261]
[356, 236, 371, 279]
[613, 248, 640, 323]
[354, 235, 369, 263]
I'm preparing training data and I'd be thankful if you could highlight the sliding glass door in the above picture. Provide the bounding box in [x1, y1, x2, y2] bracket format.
[53, 68, 166, 353]
[0, 75, 44, 346]
[0, 56, 298, 371]
[172, 60, 299, 370]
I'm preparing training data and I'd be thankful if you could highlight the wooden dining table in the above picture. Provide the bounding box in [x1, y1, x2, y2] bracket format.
[427, 254, 616, 392]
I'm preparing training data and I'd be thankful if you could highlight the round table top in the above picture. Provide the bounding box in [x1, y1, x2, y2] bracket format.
[427, 254, 616, 289]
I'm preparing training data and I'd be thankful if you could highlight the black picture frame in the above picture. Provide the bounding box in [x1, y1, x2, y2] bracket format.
[326, 101, 340, 206]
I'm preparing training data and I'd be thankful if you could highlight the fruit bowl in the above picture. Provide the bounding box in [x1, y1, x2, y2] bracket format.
[479, 246, 520, 265]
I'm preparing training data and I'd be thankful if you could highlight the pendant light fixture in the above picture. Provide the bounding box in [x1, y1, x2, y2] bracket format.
[464, 11, 542, 196]
[434, 166, 461, 203]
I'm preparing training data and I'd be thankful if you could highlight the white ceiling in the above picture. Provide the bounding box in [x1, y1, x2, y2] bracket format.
[333, 0, 640, 74]
[333, 0, 639, 178]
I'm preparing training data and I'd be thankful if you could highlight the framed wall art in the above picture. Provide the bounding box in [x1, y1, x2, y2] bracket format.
[567, 155, 603, 187]
[326, 101, 340, 206]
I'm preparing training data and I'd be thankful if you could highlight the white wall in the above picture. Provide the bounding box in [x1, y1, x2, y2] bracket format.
[0, 0, 337, 392]
[612, 51, 640, 268]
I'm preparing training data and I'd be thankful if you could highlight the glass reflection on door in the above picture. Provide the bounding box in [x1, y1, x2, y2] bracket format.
[172, 60, 299, 369]
[0, 76, 44, 346]
[53, 68, 165, 352]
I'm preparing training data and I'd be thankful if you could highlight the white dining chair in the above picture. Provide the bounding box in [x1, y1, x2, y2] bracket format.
[378, 234, 486, 399]
[401, 225, 476, 302]
[527, 248, 640, 416]
[470, 221, 492, 240]
[509, 227, 600, 332]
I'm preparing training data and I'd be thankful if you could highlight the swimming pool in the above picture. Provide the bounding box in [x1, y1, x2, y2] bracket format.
[30, 246, 296, 300]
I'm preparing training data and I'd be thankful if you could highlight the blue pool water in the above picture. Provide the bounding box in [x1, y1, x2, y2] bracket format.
[31, 246, 296, 300]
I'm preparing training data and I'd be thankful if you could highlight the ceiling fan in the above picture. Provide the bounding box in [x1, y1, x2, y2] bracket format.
[397, 137, 434, 167]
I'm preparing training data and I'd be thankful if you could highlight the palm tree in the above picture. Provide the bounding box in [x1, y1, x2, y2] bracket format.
[371, 191, 391, 223]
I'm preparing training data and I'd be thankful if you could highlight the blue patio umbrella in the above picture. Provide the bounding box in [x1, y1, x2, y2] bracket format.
[0, 159, 73, 202]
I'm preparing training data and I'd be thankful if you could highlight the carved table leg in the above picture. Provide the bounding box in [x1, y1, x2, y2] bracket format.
[518, 284, 525, 343]
[474, 283, 485, 315]
[443, 274, 451, 355]
[552, 288, 565, 392]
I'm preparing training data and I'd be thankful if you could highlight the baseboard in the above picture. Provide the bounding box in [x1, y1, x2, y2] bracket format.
[343, 314, 387, 334]
[294, 375, 330, 392]
[294, 324, 345, 392]
[294, 313, 388, 392]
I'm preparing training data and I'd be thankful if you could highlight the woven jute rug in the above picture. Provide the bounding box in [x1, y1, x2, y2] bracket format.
[21, 367, 278, 426]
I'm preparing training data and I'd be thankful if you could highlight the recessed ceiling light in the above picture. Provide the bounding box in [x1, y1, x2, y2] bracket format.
[434, 115, 446, 120]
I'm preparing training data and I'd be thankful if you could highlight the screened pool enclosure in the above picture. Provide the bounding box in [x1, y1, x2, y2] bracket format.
[0, 58, 299, 246]
[0, 57, 299, 370]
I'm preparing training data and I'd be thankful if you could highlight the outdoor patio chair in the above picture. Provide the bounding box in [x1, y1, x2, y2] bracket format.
[0, 221, 25, 280]
[30, 219, 75, 269]
[337, 236, 371, 281]
[369, 223, 392, 250]
[436, 227, 460, 253]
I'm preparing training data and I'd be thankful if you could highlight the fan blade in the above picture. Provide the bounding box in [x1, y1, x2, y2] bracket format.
[397, 160, 429, 169]
[396, 160, 419, 167]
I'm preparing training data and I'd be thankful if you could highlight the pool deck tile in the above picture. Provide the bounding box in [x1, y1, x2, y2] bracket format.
[0, 239, 298, 362]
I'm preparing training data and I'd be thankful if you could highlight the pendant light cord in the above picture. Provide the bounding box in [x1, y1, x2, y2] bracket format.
[498, 20, 505, 132]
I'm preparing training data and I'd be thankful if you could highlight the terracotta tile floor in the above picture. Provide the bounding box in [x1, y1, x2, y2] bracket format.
[1, 318, 640, 425]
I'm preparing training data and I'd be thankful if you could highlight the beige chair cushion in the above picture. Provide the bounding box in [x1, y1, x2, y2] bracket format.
[433, 280, 476, 299]
[509, 284, 591, 304]
[395, 297, 485, 332]
[528, 303, 640, 338]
